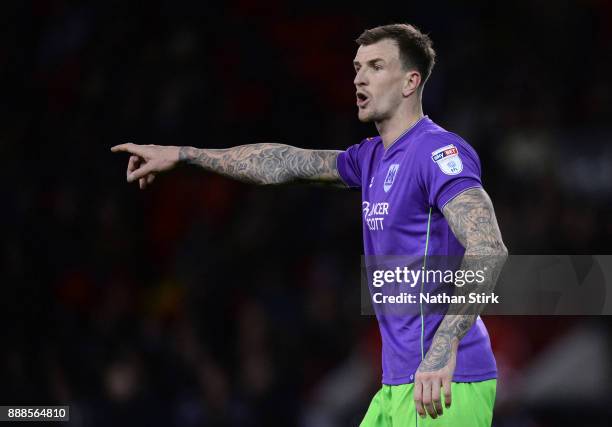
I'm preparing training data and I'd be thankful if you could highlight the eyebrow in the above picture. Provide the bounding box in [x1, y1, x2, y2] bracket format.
[353, 58, 385, 67]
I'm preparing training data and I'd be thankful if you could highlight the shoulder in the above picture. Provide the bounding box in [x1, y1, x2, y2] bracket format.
[413, 123, 480, 163]
[344, 135, 382, 157]
[358, 135, 382, 149]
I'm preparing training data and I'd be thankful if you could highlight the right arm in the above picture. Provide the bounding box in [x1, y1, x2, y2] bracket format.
[110, 143, 345, 189]
[179, 144, 343, 186]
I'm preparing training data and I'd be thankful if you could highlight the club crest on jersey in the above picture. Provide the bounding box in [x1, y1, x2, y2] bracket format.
[431, 144, 463, 175]
[383, 164, 400, 192]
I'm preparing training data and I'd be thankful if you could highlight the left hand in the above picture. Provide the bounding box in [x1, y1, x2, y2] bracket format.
[413, 338, 458, 419]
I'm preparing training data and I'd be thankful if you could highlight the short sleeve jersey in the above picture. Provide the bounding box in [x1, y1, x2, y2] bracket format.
[337, 116, 497, 385]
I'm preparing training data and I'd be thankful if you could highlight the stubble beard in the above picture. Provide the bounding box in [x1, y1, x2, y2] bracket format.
[358, 103, 382, 123]
[357, 110, 371, 123]
[358, 105, 388, 124]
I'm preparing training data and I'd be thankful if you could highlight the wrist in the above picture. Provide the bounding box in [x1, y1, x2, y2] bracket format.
[178, 146, 198, 164]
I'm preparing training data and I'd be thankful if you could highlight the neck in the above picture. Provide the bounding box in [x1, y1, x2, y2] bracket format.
[376, 101, 424, 149]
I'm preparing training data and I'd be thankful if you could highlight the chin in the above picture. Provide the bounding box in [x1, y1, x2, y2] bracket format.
[357, 109, 374, 123]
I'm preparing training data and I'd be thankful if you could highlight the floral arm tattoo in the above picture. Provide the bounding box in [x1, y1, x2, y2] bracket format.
[178, 144, 344, 186]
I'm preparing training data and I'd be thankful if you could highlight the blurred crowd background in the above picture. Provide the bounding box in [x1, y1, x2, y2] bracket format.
[2, 0, 612, 426]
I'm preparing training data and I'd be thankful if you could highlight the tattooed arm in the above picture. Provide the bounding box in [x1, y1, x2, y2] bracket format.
[110, 143, 344, 189]
[413, 188, 508, 419]
[178, 144, 343, 186]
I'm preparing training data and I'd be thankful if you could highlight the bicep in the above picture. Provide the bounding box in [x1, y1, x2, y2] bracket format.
[295, 149, 347, 187]
[441, 188, 506, 254]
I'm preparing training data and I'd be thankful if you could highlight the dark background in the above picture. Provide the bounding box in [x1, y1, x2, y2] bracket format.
[2, 0, 611, 426]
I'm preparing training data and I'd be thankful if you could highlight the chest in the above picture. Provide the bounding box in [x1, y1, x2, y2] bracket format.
[360, 147, 427, 232]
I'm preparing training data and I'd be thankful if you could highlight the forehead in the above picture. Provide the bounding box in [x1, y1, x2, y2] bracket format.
[354, 39, 400, 63]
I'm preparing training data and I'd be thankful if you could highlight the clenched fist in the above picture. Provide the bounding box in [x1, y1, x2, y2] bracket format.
[111, 143, 181, 190]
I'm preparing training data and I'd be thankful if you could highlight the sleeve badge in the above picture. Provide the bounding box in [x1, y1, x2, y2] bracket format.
[431, 144, 463, 175]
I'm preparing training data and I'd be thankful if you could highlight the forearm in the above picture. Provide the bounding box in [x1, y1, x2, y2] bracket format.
[419, 250, 507, 371]
[420, 188, 507, 371]
[178, 144, 342, 186]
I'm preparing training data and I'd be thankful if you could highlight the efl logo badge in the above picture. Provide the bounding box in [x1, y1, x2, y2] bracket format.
[383, 164, 400, 193]
[431, 144, 463, 175]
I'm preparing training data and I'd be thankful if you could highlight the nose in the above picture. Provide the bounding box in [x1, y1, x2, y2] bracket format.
[354, 68, 367, 87]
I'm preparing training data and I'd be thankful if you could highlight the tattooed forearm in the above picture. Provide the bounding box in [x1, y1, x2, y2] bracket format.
[178, 144, 343, 186]
[418, 188, 508, 372]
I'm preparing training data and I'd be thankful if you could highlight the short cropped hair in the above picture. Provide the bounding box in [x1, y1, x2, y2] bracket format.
[356, 24, 436, 86]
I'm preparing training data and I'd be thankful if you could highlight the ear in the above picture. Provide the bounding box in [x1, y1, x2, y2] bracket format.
[402, 70, 421, 97]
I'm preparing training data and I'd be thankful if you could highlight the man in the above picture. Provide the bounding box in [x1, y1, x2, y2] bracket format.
[112, 24, 507, 426]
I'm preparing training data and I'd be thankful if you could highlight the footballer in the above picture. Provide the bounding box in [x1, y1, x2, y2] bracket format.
[112, 24, 508, 426]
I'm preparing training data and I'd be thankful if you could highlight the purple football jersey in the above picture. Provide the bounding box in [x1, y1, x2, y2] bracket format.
[337, 116, 497, 385]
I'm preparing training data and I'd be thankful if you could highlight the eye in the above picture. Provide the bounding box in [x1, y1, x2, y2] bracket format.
[374, 64, 383, 70]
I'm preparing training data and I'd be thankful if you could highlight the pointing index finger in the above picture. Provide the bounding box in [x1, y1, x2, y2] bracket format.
[111, 143, 145, 156]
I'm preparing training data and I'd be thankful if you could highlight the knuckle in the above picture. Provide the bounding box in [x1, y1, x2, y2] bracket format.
[420, 373, 433, 381]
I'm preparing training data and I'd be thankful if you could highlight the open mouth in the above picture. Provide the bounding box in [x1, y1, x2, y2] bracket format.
[356, 92, 370, 107]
